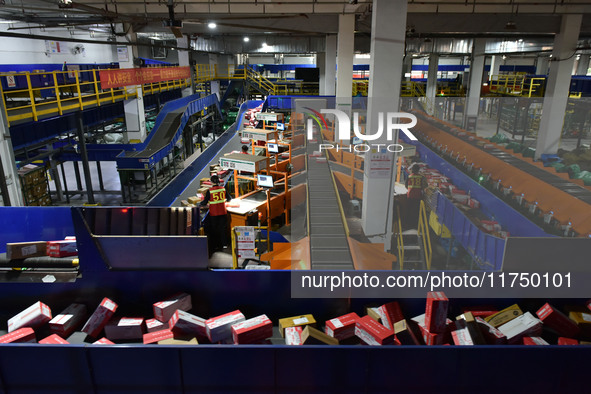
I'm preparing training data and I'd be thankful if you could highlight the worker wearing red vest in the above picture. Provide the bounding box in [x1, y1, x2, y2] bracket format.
[201, 174, 232, 255]
[404, 165, 426, 229]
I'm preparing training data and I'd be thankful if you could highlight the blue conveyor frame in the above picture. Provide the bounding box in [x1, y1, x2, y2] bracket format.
[147, 99, 263, 207]
[0, 89, 585, 391]
[0, 206, 585, 393]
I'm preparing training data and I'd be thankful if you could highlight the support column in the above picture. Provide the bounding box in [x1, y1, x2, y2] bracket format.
[336, 15, 355, 113]
[317, 52, 326, 95]
[208, 53, 220, 99]
[177, 36, 193, 97]
[118, 26, 146, 143]
[490, 55, 501, 80]
[535, 14, 583, 159]
[76, 113, 95, 204]
[425, 54, 439, 115]
[0, 97, 22, 205]
[576, 54, 590, 75]
[324, 34, 337, 96]
[536, 56, 550, 75]
[361, 0, 408, 250]
[464, 39, 486, 131]
[402, 55, 413, 81]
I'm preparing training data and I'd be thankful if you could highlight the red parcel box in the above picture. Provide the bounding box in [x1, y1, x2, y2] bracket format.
[143, 329, 174, 344]
[0, 327, 36, 343]
[205, 310, 245, 343]
[168, 310, 206, 338]
[81, 298, 118, 338]
[39, 334, 70, 345]
[285, 326, 303, 346]
[49, 303, 87, 338]
[325, 312, 359, 341]
[355, 315, 395, 346]
[146, 318, 168, 333]
[523, 336, 549, 346]
[376, 302, 405, 331]
[153, 293, 192, 323]
[46, 239, 77, 257]
[93, 337, 115, 345]
[7, 301, 52, 333]
[232, 315, 273, 344]
[425, 292, 449, 333]
[104, 317, 145, 341]
[536, 303, 580, 338]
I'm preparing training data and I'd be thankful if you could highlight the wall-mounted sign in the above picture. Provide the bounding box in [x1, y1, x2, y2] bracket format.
[99, 66, 190, 89]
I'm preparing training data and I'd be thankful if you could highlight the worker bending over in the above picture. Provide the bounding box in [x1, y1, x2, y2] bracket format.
[200, 174, 232, 255]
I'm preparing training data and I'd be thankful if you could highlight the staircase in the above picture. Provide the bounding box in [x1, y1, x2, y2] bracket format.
[395, 201, 432, 270]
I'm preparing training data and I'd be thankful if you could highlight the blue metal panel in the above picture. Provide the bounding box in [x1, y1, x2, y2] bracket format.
[0, 207, 74, 254]
[404, 138, 550, 238]
[0, 345, 93, 394]
[181, 347, 274, 393]
[265, 95, 336, 110]
[436, 193, 505, 270]
[88, 346, 182, 394]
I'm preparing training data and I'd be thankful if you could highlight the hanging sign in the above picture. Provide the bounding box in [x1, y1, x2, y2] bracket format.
[99, 66, 190, 88]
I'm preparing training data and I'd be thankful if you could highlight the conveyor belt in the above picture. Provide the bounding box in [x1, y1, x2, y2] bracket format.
[124, 108, 184, 159]
[422, 115, 591, 206]
[306, 132, 354, 270]
[477, 146, 591, 205]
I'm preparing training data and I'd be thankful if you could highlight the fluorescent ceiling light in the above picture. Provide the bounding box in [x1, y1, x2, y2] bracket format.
[208, 22, 217, 29]
[243, 36, 250, 42]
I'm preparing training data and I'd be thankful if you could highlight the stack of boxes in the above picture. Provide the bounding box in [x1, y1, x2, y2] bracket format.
[1, 292, 590, 347]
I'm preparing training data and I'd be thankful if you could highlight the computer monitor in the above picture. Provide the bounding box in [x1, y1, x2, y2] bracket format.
[276, 123, 285, 131]
[257, 174, 274, 189]
[267, 143, 279, 153]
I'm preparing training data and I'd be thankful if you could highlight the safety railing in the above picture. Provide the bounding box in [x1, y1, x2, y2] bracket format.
[395, 205, 405, 270]
[490, 74, 546, 98]
[353, 80, 368, 96]
[195, 64, 319, 96]
[0, 67, 190, 126]
[417, 200, 432, 270]
[401, 81, 426, 97]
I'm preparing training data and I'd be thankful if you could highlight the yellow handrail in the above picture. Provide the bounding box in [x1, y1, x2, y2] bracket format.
[396, 205, 405, 270]
[0, 66, 190, 125]
[417, 200, 432, 270]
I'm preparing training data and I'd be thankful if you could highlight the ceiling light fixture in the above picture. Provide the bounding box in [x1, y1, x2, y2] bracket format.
[208, 22, 217, 29]
[505, 21, 517, 30]
[243, 36, 250, 42]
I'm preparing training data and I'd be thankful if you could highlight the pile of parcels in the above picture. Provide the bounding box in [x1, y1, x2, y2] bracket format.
[1, 292, 590, 347]
[5, 237, 77, 260]
[181, 165, 231, 208]
[416, 163, 510, 239]
[243, 104, 263, 128]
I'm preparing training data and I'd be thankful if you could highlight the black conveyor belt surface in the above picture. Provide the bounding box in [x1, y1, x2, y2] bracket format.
[125, 108, 185, 159]
[306, 129, 354, 270]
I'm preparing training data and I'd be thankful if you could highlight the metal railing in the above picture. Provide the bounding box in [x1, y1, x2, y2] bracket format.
[489, 74, 545, 97]
[195, 64, 320, 96]
[0, 67, 191, 125]
[395, 205, 405, 270]
[417, 200, 432, 270]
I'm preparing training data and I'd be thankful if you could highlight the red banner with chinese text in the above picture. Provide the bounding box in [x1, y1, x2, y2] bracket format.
[99, 66, 191, 89]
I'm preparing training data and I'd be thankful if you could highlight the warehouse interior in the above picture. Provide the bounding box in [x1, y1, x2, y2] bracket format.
[1, 0, 591, 392]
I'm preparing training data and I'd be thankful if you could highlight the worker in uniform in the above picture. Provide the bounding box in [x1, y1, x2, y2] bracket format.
[404, 165, 426, 229]
[201, 174, 232, 255]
